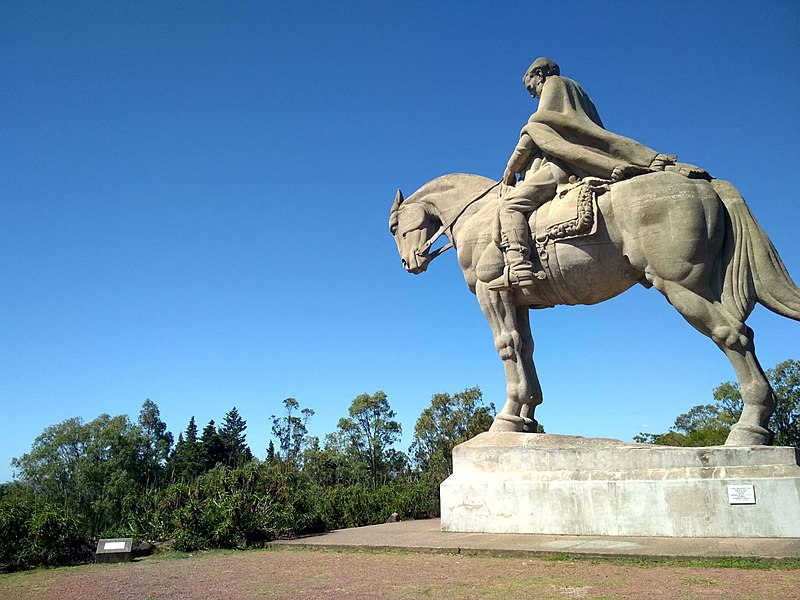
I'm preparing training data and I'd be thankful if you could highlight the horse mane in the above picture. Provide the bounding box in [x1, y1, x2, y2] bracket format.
[405, 173, 497, 221]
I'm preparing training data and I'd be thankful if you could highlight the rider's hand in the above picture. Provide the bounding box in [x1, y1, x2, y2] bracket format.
[502, 168, 517, 186]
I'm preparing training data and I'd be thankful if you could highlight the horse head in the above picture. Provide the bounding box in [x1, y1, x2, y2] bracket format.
[389, 189, 438, 274]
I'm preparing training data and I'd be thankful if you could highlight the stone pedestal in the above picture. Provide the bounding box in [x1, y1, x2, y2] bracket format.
[440, 432, 800, 537]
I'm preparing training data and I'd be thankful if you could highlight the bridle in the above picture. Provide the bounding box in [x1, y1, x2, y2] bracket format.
[413, 180, 501, 261]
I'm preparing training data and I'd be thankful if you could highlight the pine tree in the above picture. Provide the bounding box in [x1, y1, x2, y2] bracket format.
[200, 419, 226, 470]
[266, 440, 276, 462]
[166, 416, 204, 480]
[219, 407, 253, 466]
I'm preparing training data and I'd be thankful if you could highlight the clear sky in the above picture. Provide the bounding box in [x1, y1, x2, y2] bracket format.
[3, 1, 799, 482]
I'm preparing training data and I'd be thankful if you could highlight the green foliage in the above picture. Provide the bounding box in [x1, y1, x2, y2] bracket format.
[336, 391, 402, 489]
[713, 359, 800, 447]
[271, 398, 315, 467]
[0, 492, 89, 571]
[410, 386, 494, 481]
[11, 408, 170, 538]
[138, 399, 174, 466]
[634, 404, 733, 446]
[637, 359, 800, 447]
[219, 407, 254, 466]
[316, 475, 440, 530]
[155, 462, 324, 552]
[5, 386, 497, 570]
[167, 417, 205, 481]
[200, 419, 227, 470]
[302, 437, 364, 487]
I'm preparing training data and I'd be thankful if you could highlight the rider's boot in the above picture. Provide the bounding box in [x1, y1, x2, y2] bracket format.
[488, 210, 537, 291]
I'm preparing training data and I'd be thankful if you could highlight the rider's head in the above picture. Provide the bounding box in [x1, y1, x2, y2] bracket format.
[523, 57, 560, 99]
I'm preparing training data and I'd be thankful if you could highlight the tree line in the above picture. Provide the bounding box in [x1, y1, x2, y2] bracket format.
[3, 359, 797, 572]
[1, 387, 493, 571]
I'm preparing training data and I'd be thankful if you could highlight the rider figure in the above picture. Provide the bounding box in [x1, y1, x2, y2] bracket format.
[490, 57, 676, 291]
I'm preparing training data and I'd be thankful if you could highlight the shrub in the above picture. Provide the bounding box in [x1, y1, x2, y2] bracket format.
[155, 462, 325, 551]
[0, 495, 90, 571]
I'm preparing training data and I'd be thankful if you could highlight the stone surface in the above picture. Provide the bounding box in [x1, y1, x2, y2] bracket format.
[95, 538, 134, 563]
[274, 518, 800, 560]
[440, 432, 800, 537]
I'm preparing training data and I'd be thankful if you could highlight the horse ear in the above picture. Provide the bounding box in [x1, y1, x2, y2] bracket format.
[389, 189, 404, 233]
[392, 189, 404, 211]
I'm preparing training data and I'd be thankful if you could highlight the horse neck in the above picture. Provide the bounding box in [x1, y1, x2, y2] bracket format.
[414, 176, 490, 241]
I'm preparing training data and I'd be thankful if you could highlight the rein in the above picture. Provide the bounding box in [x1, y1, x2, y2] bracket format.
[415, 180, 501, 259]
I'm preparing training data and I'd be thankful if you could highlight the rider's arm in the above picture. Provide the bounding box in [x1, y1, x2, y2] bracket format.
[503, 133, 536, 185]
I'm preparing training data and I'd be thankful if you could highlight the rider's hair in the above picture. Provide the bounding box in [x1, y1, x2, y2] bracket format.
[526, 57, 560, 80]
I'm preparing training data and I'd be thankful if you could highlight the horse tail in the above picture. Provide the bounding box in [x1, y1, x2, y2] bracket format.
[712, 179, 800, 322]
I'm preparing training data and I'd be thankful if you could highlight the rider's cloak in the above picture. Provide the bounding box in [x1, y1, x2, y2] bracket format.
[521, 76, 659, 179]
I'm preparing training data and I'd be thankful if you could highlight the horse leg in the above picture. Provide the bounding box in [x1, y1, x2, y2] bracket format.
[515, 307, 543, 431]
[476, 281, 543, 433]
[648, 274, 774, 445]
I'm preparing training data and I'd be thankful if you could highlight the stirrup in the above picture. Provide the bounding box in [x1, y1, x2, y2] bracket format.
[487, 266, 536, 291]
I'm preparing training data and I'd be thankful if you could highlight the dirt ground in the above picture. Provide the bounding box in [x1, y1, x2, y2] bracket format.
[2, 547, 799, 600]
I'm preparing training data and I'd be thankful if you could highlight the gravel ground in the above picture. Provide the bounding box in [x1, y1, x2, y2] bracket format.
[2, 548, 799, 600]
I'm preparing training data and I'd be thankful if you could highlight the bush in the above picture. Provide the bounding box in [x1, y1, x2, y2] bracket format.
[154, 462, 325, 552]
[316, 475, 440, 531]
[0, 495, 90, 571]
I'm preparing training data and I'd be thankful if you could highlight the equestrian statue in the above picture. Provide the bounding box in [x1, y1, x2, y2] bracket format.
[389, 57, 800, 446]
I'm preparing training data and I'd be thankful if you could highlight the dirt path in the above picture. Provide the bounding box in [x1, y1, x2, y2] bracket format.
[2, 548, 799, 600]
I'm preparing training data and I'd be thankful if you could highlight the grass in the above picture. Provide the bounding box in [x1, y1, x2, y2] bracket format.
[680, 575, 721, 585]
[536, 552, 800, 571]
[2, 546, 799, 600]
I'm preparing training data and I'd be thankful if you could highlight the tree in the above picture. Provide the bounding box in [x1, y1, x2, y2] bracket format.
[138, 399, 174, 474]
[219, 407, 253, 466]
[266, 440, 276, 463]
[302, 436, 360, 487]
[200, 419, 226, 470]
[167, 416, 204, 480]
[636, 359, 800, 447]
[11, 417, 86, 503]
[410, 386, 494, 480]
[634, 404, 733, 447]
[336, 391, 402, 489]
[713, 359, 800, 447]
[11, 413, 161, 537]
[271, 398, 315, 467]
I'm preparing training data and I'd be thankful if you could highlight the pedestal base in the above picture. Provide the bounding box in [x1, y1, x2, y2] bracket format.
[440, 432, 800, 537]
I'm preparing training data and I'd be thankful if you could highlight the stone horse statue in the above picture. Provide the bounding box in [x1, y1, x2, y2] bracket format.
[389, 170, 800, 446]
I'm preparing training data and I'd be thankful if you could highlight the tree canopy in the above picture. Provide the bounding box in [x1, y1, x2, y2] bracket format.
[636, 359, 800, 448]
[335, 391, 403, 489]
[410, 386, 494, 480]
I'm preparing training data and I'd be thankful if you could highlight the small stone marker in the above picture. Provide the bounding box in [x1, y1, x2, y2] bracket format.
[727, 484, 756, 505]
[95, 538, 134, 563]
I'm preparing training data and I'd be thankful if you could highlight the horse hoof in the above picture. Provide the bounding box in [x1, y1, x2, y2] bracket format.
[489, 414, 524, 432]
[724, 425, 774, 446]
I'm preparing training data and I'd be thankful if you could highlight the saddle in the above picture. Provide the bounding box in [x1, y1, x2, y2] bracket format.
[529, 178, 607, 272]
[525, 163, 708, 270]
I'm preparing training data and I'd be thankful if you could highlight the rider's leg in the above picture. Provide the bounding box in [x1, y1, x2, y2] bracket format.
[492, 205, 537, 290]
[489, 162, 565, 291]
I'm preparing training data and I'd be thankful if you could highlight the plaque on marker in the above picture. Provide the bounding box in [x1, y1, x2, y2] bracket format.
[727, 484, 756, 505]
[103, 541, 127, 551]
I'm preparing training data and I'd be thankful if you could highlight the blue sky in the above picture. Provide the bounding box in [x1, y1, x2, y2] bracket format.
[3, 1, 799, 482]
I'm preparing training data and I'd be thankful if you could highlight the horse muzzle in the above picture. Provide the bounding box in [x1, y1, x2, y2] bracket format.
[402, 252, 429, 274]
